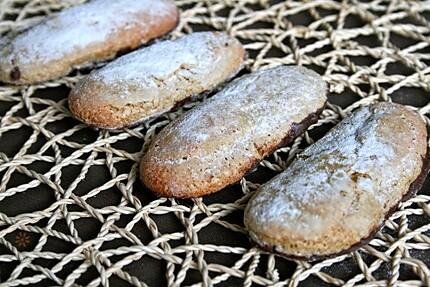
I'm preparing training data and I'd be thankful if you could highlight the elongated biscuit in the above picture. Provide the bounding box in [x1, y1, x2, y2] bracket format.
[69, 32, 246, 130]
[244, 102, 429, 261]
[0, 0, 179, 84]
[140, 66, 328, 198]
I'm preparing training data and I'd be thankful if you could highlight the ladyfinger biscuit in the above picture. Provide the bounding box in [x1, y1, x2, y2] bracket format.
[69, 32, 246, 129]
[244, 102, 429, 261]
[140, 66, 328, 198]
[0, 0, 179, 84]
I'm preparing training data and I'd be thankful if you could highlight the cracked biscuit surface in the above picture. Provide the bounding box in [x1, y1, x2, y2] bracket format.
[140, 66, 327, 198]
[244, 102, 429, 261]
[69, 32, 246, 129]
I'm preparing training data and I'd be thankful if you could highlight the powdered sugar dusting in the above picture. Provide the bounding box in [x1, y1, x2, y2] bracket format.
[149, 66, 327, 184]
[2, 0, 175, 65]
[171, 66, 325, 147]
[246, 102, 427, 242]
[89, 32, 236, 104]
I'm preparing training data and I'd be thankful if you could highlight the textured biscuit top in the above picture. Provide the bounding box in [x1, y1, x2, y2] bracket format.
[69, 32, 246, 129]
[141, 66, 327, 198]
[244, 102, 428, 259]
[0, 0, 179, 84]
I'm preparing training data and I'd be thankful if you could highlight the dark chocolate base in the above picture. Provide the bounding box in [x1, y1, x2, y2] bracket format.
[243, 102, 327, 178]
[255, 147, 430, 262]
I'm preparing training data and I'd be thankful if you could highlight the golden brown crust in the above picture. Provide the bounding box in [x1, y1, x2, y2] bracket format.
[141, 150, 260, 199]
[251, 152, 430, 262]
[140, 66, 328, 198]
[69, 97, 122, 130]
[68, 32, 246, 130]
[141, 105, 326, 199]
[244, 102, 429, 260]
[0, 0, 179, 84]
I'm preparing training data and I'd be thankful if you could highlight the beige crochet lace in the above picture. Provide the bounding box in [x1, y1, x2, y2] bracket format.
[0, 0, 429, 286]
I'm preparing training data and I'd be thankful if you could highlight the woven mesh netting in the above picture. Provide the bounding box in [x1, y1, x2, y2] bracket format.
[0, 0, 430, 286]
